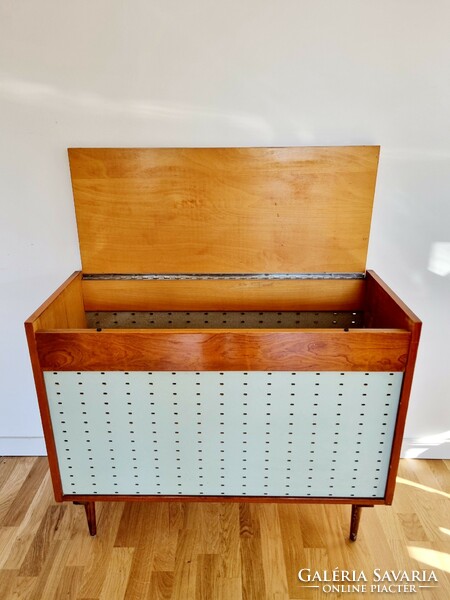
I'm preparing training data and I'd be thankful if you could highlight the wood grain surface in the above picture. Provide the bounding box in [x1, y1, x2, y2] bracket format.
[25, 272, 86, 331]
[82, 278, 366, 311]
[69, 147, 379, 275]
[35, 329, 410, 371]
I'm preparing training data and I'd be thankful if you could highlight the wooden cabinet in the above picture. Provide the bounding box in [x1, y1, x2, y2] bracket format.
[25, 147, 421, 539]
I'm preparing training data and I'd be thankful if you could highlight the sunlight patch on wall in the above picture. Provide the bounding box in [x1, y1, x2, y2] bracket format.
[428, 242, 450, 277]
[403, 431, 450, 458]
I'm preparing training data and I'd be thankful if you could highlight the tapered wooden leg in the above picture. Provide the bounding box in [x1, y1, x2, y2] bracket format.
[349, 504, 373, 541]
[73, 501, 97, 536]
[349, 504, 362, 541]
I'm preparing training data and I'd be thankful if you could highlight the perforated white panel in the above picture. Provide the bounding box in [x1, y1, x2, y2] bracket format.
[44, 371, 402, 499]
[85, 310, 363, 329]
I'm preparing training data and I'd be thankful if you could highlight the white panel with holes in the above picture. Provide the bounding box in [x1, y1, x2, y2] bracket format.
[44, 371, 402, 498]
[85, 310, 363, 329]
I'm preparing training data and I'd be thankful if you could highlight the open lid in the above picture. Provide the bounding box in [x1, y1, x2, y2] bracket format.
[68, 146, 379, 275]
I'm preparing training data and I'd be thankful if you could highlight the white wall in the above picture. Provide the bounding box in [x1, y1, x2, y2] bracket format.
[1, 1, 449, 457]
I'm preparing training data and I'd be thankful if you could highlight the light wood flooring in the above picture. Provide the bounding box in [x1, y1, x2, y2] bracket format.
[0, 457, 449, 599]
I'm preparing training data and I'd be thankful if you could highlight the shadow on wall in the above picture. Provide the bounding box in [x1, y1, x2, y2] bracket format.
[0, 76, 272, 137]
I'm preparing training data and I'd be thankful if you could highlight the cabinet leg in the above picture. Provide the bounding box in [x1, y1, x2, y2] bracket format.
[349, 504, 373, 541]
[349, 505, 362, 541]
[73, 501, 97, 536]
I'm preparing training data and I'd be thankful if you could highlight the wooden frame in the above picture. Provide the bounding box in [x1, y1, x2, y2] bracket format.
[25, 147, 421, 541]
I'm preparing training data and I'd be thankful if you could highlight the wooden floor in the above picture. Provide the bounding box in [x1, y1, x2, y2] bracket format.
[0, 458, 449, 599]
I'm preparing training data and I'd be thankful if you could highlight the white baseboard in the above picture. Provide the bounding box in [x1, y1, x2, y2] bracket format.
[0, 437, 47, 456]
[401, 437, 450, 459]
[2, 437, 450, 459]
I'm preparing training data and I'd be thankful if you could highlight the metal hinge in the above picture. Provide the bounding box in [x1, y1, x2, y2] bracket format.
[82, 272, 366, 281]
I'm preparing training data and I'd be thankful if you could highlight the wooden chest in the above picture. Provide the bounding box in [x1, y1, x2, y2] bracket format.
[25, 147, 421, 539]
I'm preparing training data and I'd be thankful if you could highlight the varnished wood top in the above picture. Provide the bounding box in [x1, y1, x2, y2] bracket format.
[68, 146, 379, 274]
[35, 328, 409, 372]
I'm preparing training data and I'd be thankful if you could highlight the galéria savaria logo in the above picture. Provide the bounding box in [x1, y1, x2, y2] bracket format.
[297, 568, 439, 594]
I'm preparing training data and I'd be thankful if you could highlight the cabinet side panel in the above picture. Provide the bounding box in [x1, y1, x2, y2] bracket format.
[365, 271, 422, 503]
[24, 323, 63, 501]
[364, 271, 421, 330]
[26, 271, 86, 330]
[24, 271, 86, 501]
[44, 371, 402, 500]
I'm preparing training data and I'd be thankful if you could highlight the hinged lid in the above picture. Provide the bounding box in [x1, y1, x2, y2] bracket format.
[68, 146, 379, 275]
